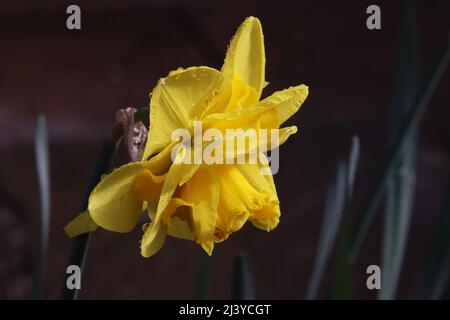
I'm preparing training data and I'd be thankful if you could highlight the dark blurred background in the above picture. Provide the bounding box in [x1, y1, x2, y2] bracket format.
[0, 0, 449, 299]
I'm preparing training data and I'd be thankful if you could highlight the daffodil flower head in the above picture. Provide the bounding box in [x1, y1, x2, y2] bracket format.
[65, 16, 309, 257]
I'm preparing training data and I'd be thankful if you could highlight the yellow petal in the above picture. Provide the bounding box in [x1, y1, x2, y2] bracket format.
[142, 66, 224, 160]
[141, 152, 200, 256]
[237, 155, 277, 197]
[258, 85, 309, 125]
[205, 84, 308, 133]
[222, 125, 298, 160]
[236, 158, 280, 231]
[218, 160, 281, 234]
[142, 197, 193, 257]
[64, 211, 98, 237]
[222, 73, 259, 112]
[88, 162, 144, 233]
[167, 211, 195, 241]
[141, 222, 167, 258]
[140, 205, 176, 258]
[204, 102, 278, 131]
[200, 123, 297, 165]
[133, 168, 165, 203]
[216, 165, 268, 238]
[147, 166, 220, 253]
[250, 204, 280, 231]
[179, 166, 219, 244]
[222, 17, 265, 99]
[143, 139, 180, 174]
[201, 241, 214, 256]
[157, 162, 200, 218]
[161, 198, 192, 226]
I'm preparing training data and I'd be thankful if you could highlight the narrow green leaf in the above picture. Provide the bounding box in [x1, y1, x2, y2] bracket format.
[232, 254, 254, 300]
[307, 137, 359, 299]
[195, 252, 212, 299]
[380, 0, 418, 300]
[33, 115, 51, 300]
[331, 136, 360, 299]
[331, 203, 352, 299]
[347, 136, 360, 199]
[306, 160, 346, 299]
[351, 38, 450, 264]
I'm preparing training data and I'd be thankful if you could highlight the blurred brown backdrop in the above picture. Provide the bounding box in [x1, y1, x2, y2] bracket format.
[0, 0, 449, 299]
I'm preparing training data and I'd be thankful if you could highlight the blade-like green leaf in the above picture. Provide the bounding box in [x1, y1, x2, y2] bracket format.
[306, 159, 347, 299]
[380, 0, 418, 300]
[307, 137, 359, 299]
[347, 136, 360, 199]
[232, 254, 254, 300]
[331, 136, 360, 299]
[351, 37, 450, 264]
[331, 203, 352, 299]
[195, 252, 212, 299]
[33, 115, 51, 300]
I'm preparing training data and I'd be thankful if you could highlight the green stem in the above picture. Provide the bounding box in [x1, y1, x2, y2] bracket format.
[33, 115, 51, 299]
[60, 135, 120, 300]
[195, 252, 212, 299]
[232, 254, 255, 300]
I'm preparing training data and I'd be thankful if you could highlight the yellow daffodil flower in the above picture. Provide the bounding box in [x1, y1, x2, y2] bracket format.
[65, 16, 309, 257]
